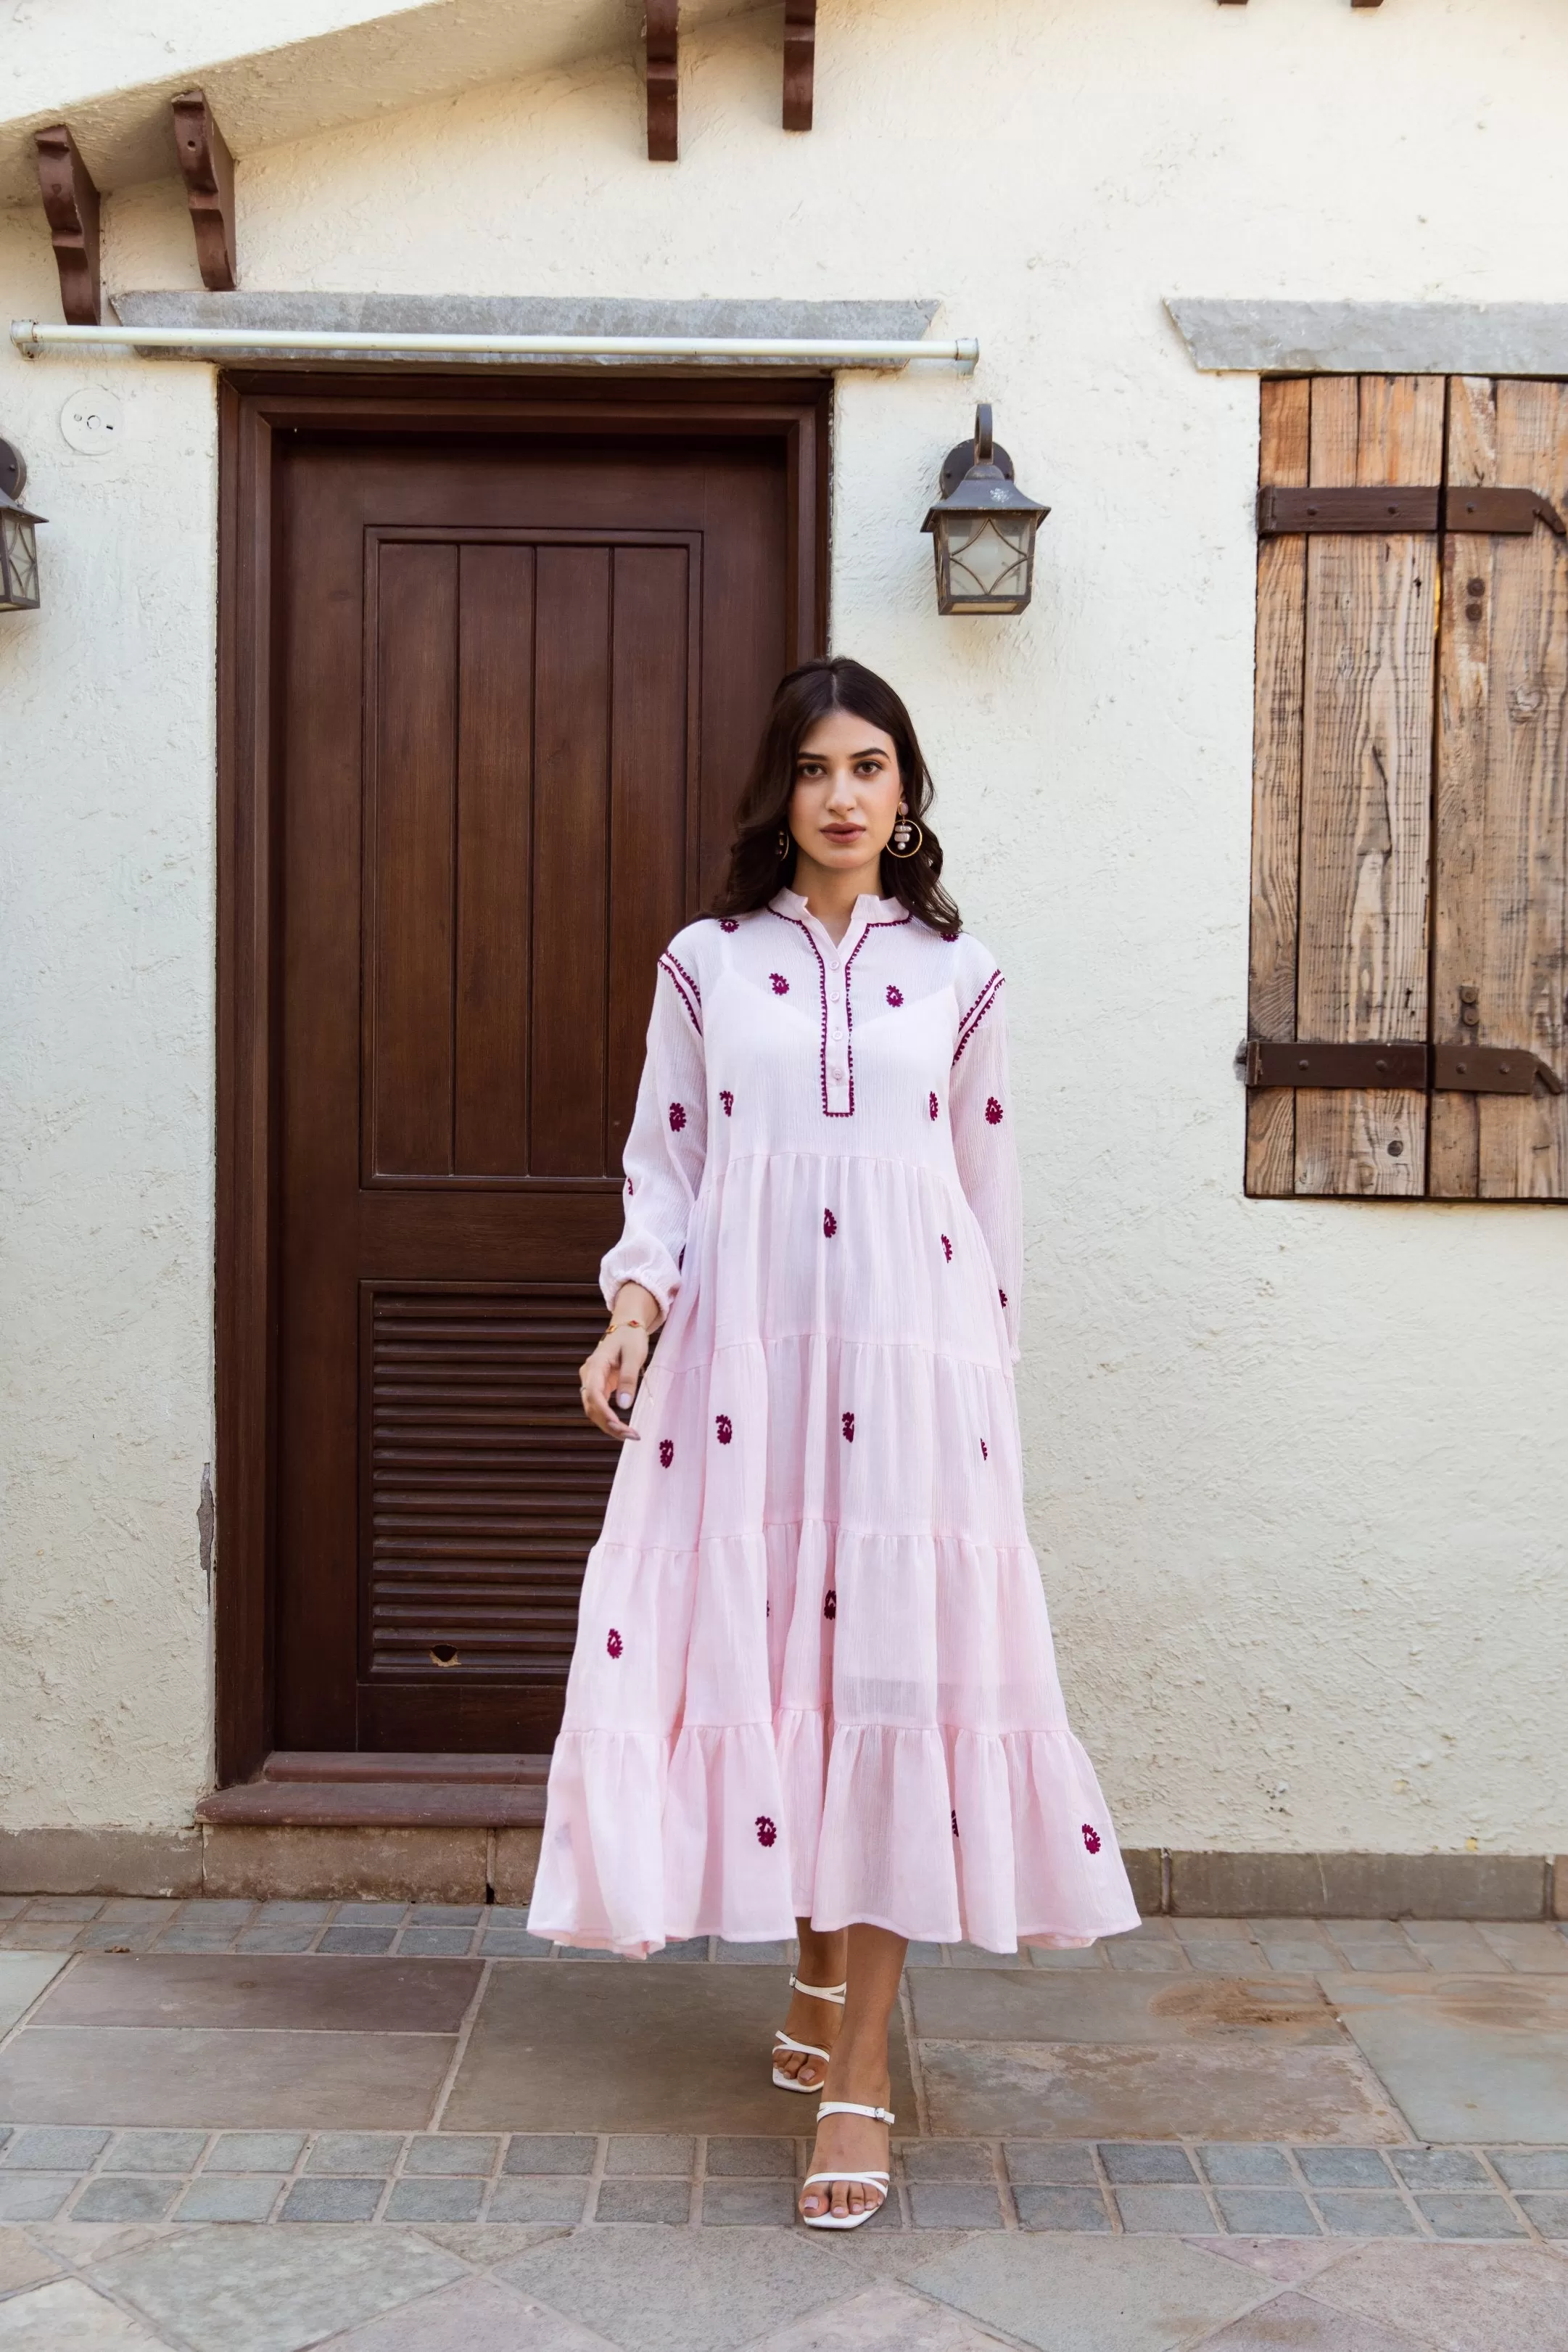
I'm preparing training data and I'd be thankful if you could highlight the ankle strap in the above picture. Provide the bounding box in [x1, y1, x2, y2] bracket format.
[816, 2100, 894, 2126]
[789, 1975, 847, 2004]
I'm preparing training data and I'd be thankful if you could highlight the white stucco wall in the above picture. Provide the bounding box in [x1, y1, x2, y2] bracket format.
[3, 0, 1566, 1852]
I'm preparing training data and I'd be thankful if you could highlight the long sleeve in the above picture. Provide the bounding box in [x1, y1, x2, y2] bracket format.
[599, 950, 709, 1320]
[950, 968, 1023, 1362]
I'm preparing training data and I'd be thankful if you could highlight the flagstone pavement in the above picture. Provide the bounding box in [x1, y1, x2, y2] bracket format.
[0, 1899, 1565, 2349]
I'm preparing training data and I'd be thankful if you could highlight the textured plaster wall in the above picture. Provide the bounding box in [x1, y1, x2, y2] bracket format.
[0, 202, 217, 1833]
[3, 0, 1566, 1851]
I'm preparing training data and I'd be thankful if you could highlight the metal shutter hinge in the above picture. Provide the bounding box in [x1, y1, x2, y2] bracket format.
[1241, 1040, 1564, 1095]
[1257, 486, 1568, 538]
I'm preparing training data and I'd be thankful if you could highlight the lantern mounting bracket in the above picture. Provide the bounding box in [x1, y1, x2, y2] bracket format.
[939, 411, 1016, 499]
[0, 440, 24, 503]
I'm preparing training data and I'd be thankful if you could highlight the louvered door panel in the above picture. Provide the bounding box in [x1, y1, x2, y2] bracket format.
[362, 1287, 616, 1682]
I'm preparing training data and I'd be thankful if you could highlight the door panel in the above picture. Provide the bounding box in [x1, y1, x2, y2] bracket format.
[274, 429, 789, 1752]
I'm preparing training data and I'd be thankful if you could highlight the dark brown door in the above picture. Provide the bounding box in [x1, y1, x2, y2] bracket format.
[270, 419, 794, 1752]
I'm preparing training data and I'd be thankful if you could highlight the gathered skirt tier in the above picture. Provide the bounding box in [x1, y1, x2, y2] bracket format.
[527, 1152, 1140, 1957]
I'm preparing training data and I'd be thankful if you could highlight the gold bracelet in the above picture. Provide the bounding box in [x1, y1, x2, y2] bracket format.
[604, 1317, 645, 1336]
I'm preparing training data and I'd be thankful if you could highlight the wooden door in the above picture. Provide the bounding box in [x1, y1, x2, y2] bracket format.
[268, 416, 794, 1753]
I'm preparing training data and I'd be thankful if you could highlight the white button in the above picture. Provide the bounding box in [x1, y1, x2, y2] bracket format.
[829, 1065, 844, 1082]
[830, 1023, 844, 1040]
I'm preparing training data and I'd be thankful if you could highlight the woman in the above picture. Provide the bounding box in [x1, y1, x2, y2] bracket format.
[528, 657, 1139, 2228]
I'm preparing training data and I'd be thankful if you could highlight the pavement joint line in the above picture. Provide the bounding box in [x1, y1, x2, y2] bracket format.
[582, 2129, 611, 2224]
[989, 2129, 1018, 2230]
[427, 1952, 492, 2133]
[1086, 2137, 1122, 2234]
[690, 2133, 706, 2226]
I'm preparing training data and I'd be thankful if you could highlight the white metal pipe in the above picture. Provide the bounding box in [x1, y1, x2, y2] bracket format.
[11, 320, 978, 370]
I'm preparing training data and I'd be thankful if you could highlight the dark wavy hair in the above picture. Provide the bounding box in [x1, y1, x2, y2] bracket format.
[706, 656, 962, 934]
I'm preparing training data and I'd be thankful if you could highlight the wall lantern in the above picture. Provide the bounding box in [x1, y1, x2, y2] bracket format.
[0, 440, 44, 612]
[921, 405, 1049, 617]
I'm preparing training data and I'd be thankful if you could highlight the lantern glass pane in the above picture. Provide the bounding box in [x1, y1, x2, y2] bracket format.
[0, 509, 39, 610]
[941, 513, 1033, 609]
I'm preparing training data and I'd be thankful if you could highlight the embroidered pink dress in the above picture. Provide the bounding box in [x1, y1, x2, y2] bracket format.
[527, 885, 1139, 1957]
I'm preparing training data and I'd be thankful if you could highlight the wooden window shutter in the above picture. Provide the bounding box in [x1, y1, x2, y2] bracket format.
[1247, 374, 1568, 1200]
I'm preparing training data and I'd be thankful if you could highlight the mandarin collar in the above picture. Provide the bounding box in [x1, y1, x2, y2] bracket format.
[769, 884, 902, 955]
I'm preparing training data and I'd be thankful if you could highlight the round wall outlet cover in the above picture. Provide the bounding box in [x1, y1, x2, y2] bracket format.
[60, 387, 123, 455]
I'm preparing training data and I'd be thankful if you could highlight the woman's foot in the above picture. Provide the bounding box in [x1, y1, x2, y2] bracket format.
[799, 2080, 893, 2225]
[774, 1923, 848, 2091]
[772, 1981, 843, 2091]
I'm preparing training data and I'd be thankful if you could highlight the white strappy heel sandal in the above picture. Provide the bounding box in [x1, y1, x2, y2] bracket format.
[799, 2099, 894, 2231]
[770, 1975, 846, 2093]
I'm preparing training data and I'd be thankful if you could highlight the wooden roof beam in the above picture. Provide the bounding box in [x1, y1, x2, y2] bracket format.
[34, 123, 101, 324]
[783, 0, 816, 131]
[173, 90, 238, 291]
[646, 0, 678, 161]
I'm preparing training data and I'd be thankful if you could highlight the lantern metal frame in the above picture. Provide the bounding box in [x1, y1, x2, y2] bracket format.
[0, 438, 44, 613]
[920, 404, 1049, 616]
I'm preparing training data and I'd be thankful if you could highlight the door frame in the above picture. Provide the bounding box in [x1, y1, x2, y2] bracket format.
[215, 369, 832, 1785]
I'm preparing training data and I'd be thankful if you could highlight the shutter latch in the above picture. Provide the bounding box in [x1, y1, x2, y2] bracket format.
[1242, 1040, 1564, 1095]
[1257, 487, 1568, 538]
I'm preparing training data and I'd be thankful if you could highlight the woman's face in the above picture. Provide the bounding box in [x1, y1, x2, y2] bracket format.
[788, 707, 903, 877]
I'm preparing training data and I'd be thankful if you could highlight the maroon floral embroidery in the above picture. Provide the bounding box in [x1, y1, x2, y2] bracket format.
[940, 928, 960, 942]
[678, 1246, 685, 1270]
[669, 1101, 688, 1131]
[658, 1439, 674, 1468]
[721, 918, 739, 932]
[941, 1234, 952, 1262]
[984, 1096, 1003, 1125]
[767, 903, 912, 1119]
[928, 1092, 938, 1120]
[720, 1089, 734, 1117]
[823, 1208, 837, 1238]
[769, 971, 789, 995]
[952, 1810, 960, 1838]
[606, 1629, 623, 1660]
[980, 1438, 989, 1461]
[756, 1815, 777, 1849]
[999, 1288, 1008, 1309]
[715, 1413, 733, 1445]
[1081, 1823, 1102, 1855]
[626, 1178, 634, 1196]
[823, 1589, 837, 1619]
[886, 984, 904, 1007]
[841, 1410, 855, 1442]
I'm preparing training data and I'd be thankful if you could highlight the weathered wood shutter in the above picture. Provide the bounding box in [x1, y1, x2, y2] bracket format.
[1247, 374, 1568, 1200]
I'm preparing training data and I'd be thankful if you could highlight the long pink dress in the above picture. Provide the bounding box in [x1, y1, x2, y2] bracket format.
[527, 884, 1140, 1957]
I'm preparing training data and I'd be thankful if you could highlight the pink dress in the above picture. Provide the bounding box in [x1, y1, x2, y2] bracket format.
[527, 884, 1140, 1957]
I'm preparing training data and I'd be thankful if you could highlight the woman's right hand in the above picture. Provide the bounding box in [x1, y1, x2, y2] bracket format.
[579, 1284, 661, 1440]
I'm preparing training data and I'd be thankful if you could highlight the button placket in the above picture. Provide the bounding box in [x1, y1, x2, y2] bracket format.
[825, 947, 850, 1105]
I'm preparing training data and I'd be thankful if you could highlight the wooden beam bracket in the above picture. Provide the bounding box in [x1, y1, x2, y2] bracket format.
[173, 90, 238, 292]
[646, 0, 679, 162]
[33, 124, 101, 325]
[783, 0, 817, 132]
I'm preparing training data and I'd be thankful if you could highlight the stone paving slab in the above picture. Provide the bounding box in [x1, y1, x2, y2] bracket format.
[917, 2039, 1403, 2142]
[0, 2130, 1558, 2240]
[2, 1896, 1565, 1975]
[0, 2029, 458, 2130]
[31, 1954, 482, 2034]
[440, 1963, 917, 2137]
[0, 2221, 1565, 2350]
[1323, 1975, 1568, 2145]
